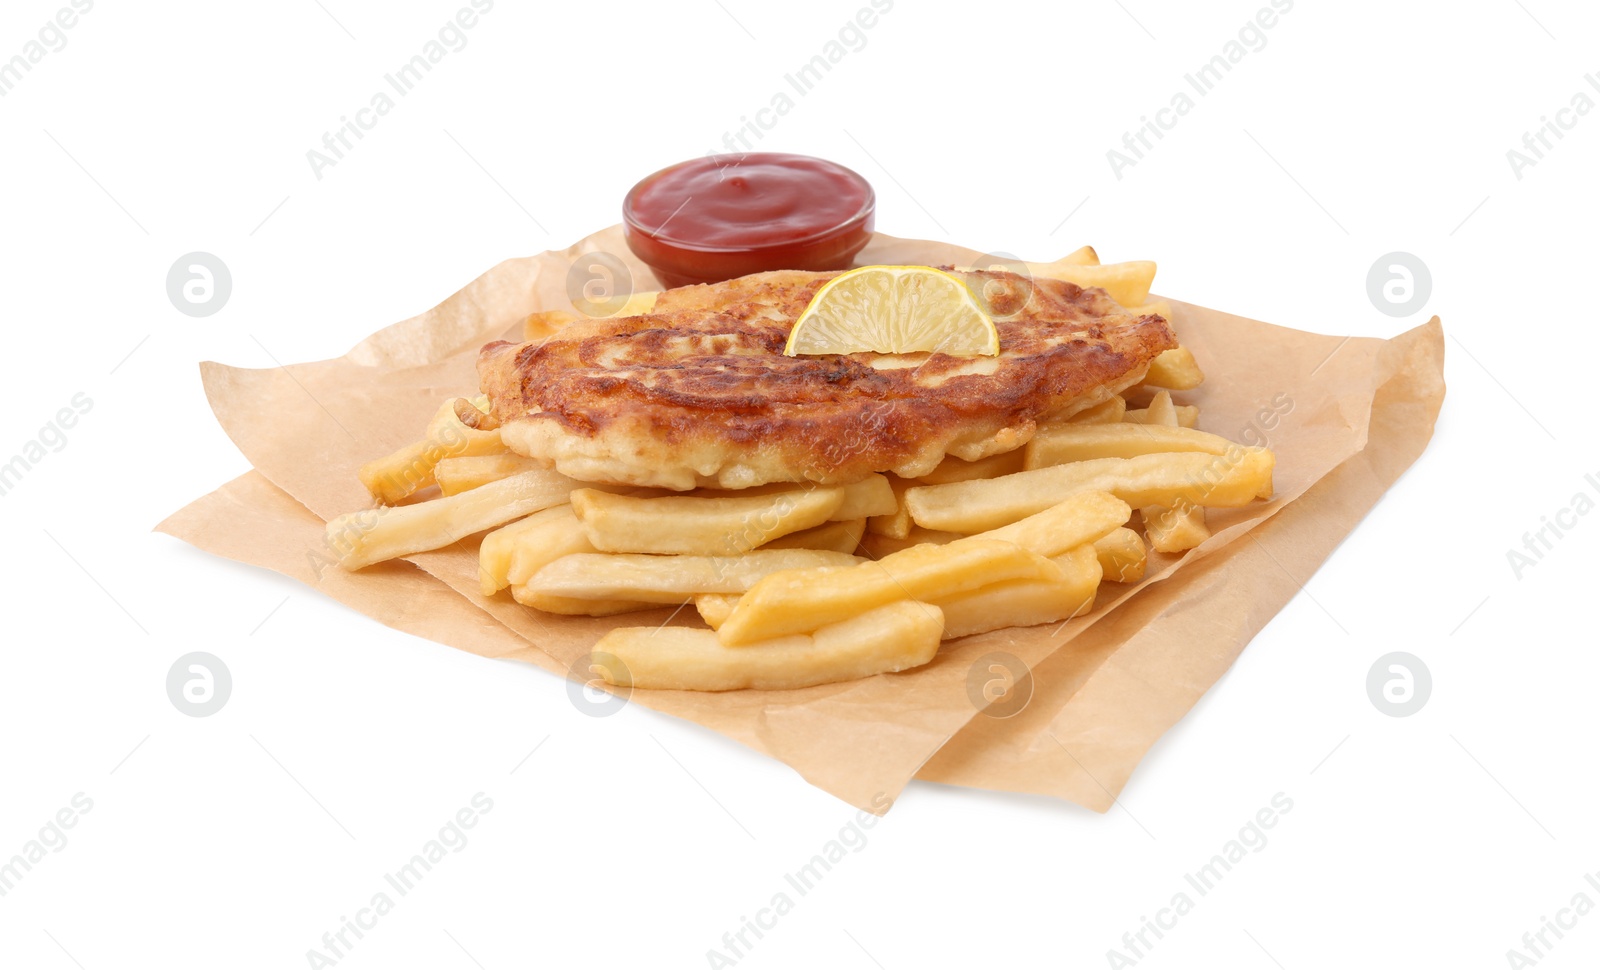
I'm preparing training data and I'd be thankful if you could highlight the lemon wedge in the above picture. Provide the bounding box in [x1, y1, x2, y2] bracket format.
[784, 265, 999, 357]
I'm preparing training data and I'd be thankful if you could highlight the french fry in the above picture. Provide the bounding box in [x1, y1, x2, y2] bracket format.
[860, 526, 962, 560]
[1026, 260, 1156, 307]
[479, 505, 596, 595]
[436, 454, 546, 496]
[455, 395, 497, 428]
[763, 518, 866, 554]
[527, 293, 659, 340]
[916, 450, 1026, 485]
[511, 588, 656, 616]
[974, 489, 1131, 557]
[481, 506, 561, 595]
[571, 486, 844, 556]
[971, 246, 1096, 271]
[1024, 422, 1237, 469]
[833, 474, 898, 519]
[1063, 396, 1127, 425]
[1142, 501, 1211, 553]
[1144, 347, 1205, 390]
[1093, 527, 1147, 583]
[937, 544, 1102, 639]
[593, 600, 944, 692]
[1124, 403, 1199, 428]
[330, 468, 592, 570]
[1057, 245, 1099, 266]
[358, 398, 506, 504]
[1133, 390, 1212, 552]
[904, 448, 1275, 533]
[1120, 385, 1157, 409]
[865, 476, 915, 539]
[725, 493, 1123, 638]
[578, 291, 659, 318]
[690, 475, 893, 517]
[525, 548, 859, 604]
[620, 291, 660, 315]
[694, 593, 741, 630]
[718, 539, 1060, 645]
[524, 309, 578, 342]
[1144, 389, 1178, 426]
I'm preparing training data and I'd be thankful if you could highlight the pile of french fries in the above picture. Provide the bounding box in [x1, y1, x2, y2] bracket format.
[324, 249, 1275, 692]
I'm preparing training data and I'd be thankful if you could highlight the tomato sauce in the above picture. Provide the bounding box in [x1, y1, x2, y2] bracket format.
[623, 153, 875, 289]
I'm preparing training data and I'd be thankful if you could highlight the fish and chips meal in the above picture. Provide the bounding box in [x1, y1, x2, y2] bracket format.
[323, 154, 1276, 692]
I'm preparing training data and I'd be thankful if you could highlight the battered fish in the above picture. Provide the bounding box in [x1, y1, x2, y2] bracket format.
[478, 269, 1177, 490]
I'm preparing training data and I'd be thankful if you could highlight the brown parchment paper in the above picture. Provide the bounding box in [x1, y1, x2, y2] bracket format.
[157, 226, 1444, 813]
[919, 319, 1444, 806]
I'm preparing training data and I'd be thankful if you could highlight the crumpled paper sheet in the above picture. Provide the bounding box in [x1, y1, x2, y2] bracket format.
[157, 226, 1444, 813]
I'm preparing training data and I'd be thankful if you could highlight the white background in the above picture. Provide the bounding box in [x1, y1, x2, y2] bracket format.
[2, 1, 1596, 967]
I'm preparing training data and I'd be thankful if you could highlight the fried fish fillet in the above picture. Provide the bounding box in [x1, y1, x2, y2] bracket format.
[478, 269, 1177, 490]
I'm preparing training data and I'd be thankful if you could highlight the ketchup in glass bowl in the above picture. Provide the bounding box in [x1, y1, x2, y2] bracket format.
[622, 153, 875, 289]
